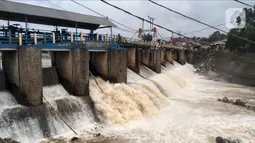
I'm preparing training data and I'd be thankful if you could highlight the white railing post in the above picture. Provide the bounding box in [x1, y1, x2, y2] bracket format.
[70, 32, 73, 42]
[52, 32, 55, 44]
[80, 32, 83, 41]
[18, 33, 22, 46]
[96, 33, 99, 41]
[106, 33, 109, 41]
[34, 33, 37, 45]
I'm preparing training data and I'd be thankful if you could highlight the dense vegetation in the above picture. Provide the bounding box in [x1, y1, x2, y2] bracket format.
[226, 7, 255, 52]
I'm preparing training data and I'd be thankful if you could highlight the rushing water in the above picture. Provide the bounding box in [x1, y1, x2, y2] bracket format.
[0, 61, 254, 143]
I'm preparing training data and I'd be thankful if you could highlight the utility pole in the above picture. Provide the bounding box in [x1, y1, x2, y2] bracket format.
[142, 19, 144, 31]
[148, 15, 155, 31]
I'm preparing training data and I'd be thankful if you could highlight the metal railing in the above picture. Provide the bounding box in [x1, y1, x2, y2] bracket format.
[0, 27, 184, 49]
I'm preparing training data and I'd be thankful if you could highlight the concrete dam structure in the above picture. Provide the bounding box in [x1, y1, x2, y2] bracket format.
[0, 44, 190, 106]
[1, 1, 255, 143]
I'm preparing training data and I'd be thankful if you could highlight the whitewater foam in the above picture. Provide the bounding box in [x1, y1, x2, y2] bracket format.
[0, 61, 254, 143]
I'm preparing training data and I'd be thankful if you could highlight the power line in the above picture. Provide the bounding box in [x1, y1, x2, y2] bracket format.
[47, 0, 66, 10]
[233, 0, 254, 8]
[157, 31, 166, 41]
[148, 0, 255, 45]
[48, 0, 135, 33]
[100, 0, 194, 42]
[71, 0, 105, 17]
[183, 21, 234, 36]
[114, 26, 136, 33]
[70, 0, 137, 32]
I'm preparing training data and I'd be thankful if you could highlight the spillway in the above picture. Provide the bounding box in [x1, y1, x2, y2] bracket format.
[0, 62, 254, 143]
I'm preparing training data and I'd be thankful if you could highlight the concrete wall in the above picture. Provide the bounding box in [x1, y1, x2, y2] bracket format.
[173, 50, 178, 61]
[90, 52, 108, 79]
[2, 51, 19, 87]
[127, 47, 140, 73]
[149, 49, 161, 73]
[141, 48, 150, 66]
[0, 71, 6, 91]
[140, 48, 161, 73]
[55, 51, 72, 93]
[108, 49, 127, 83]
[42, 67, 59, 86]
[18, 48, 43, 106]
[71, 48, 89, 96]
[185, 50, 193, 64]
[3, 49, 43, 106]
[160, 50, 165, 66]
[177, 50, 186, 65]
[50, 52, 55, 66]
[165, 50, 174, 63]
[90, 49, 127, 83]
[54, 48, 89, 96]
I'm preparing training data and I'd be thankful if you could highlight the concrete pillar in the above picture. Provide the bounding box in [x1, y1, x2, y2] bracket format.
[127, 47, 140, 73]
[141, 48, 161, 73]
[90, 52, 108, 79]
[177, 49, 186, 65]
[160, 49, 165, 66]
[141, 48, 150, 66]
[54, 48, 89, 96]
[90, 49, 127, 83]
[173, 49, 178, 61]
[2, 48, 43, 106]
[108, 49, 127, 83]
[165, 50, 174, 64]
[149, 49, 161, 73]
[185, 50, 193, 64]
[50, 52, 55, 66]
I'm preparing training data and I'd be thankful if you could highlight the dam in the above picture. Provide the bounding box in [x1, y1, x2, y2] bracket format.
[0, 1, 255, 143]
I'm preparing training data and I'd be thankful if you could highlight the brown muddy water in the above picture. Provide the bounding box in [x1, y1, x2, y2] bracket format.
[0, 61, 254, 143]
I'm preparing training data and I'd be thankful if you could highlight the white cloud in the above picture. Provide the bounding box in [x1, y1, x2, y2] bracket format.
[1, 0, 255, 40]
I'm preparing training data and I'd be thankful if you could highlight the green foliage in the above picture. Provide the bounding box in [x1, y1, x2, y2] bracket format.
[226, 7, 255, 52]
[208, 31, 226, 42]
[193, 31, 226, 43]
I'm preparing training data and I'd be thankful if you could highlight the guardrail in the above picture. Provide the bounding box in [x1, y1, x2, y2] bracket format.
[0, 29, 184, 49]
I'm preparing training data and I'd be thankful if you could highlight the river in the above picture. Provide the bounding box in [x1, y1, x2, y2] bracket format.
[0, 61, 254, 143]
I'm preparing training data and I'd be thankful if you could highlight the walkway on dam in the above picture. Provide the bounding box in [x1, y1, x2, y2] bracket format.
[0, 0, 193, 107]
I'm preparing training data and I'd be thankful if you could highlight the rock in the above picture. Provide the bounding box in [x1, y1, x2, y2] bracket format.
[71, 137, 78, 141]
[223, 139, 231, 143]
[233, 99, 245, 106]
[216, 136, 224, 143]
[222, 97, 229, 103]
[246, 105, 251, 110]
[0, 138, 20, 143]
[94, 133, 101, 137]
[217, 99, 222, 102]
[215, 136, 242, 143]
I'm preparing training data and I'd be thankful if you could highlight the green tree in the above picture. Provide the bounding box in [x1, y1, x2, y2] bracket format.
[208, 31, 226, 42]
[226, 7, 255, 52]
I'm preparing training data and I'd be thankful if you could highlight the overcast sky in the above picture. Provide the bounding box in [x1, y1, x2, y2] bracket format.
[1, 0, 255, 40]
